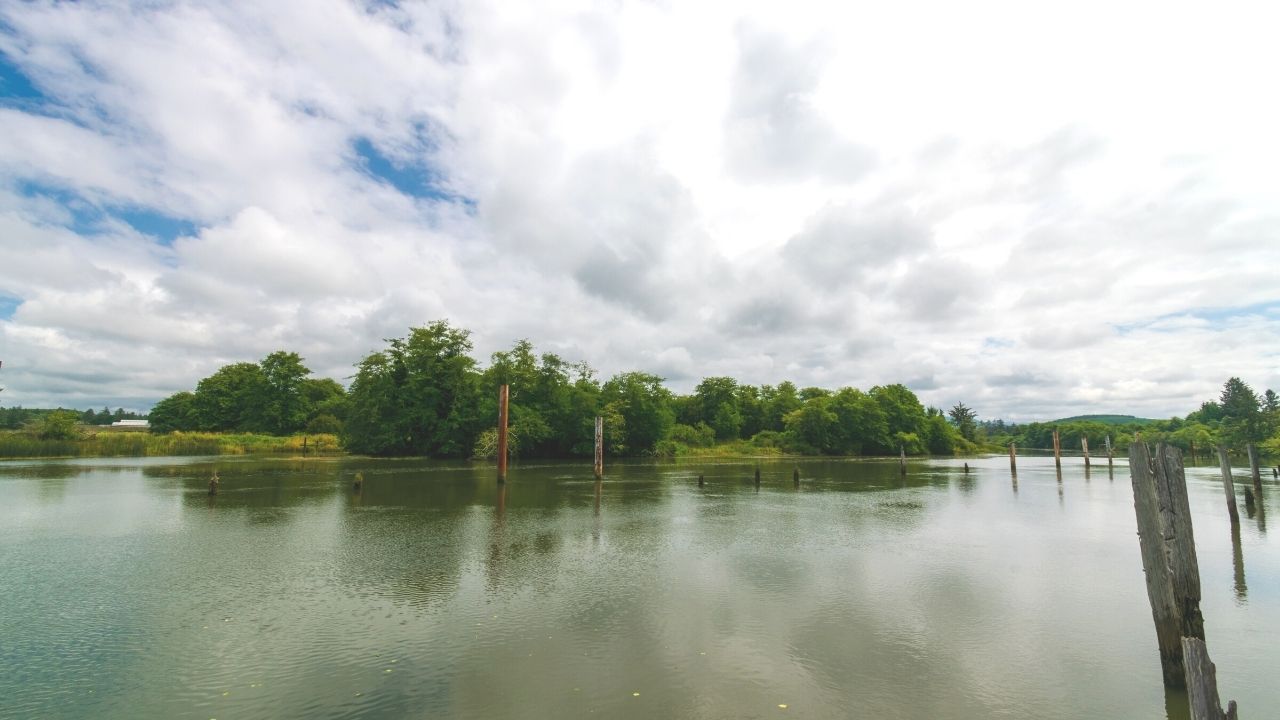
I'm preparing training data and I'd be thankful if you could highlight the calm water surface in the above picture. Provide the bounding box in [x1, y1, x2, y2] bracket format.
[1, 454, 1277, 719]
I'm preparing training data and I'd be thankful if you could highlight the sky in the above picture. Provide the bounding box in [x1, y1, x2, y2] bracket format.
[1, 0, 1278, 422]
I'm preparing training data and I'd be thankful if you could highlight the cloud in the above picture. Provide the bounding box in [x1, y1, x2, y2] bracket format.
[724, 24, 875, 183]
[0, 0, 1277, 421]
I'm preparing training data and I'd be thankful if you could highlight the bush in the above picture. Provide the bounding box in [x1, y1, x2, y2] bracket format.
[30, 411, 83, 441]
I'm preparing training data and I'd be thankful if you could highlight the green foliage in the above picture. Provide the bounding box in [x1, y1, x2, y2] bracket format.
[304, 413, 343, 435]
[31, 410, 82, 440]
[695, 376, 742, 441]
[1219, 377, 1264, 445]
[0, 430, 341, 458]
[601, 371, 674, 455]
[256, 351, 310, 435]
[947, 402, 977, 441]
[344, 321, 481, 457]
[149, 392, 198, 433]
[670, 422, 715, 448]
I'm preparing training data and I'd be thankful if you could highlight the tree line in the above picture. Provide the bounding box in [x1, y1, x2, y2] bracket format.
[980, 377, 1280, 457]
[0, 406, 146, 430]
[144, 320, 978, 458]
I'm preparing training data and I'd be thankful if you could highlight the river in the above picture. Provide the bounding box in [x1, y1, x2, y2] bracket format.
[1, 453, 1276, 719]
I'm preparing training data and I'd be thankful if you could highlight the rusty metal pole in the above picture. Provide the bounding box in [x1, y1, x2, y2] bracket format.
[594, 416, 603, 480]
[497, 384, 509, 484]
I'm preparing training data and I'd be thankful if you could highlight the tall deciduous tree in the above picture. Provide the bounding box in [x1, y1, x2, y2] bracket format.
[344, 321, 481, 456]
[601, 372, 674, 455]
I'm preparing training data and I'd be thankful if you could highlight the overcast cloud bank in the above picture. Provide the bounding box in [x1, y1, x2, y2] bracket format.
[1, 0, 1277, 421]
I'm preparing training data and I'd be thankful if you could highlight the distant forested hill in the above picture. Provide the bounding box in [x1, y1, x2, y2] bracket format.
[1052, 414, 1157, 425]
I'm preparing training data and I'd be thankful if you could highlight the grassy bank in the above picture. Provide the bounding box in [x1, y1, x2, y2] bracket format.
[0, 431, 343, 459]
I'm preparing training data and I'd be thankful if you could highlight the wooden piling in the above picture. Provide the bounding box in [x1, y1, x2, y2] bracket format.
[963, 462, 969, 473]
[698, 474, 704, 487]
[594, 416, 603, 480]
[899, 446, 907, 476]
[1247, 443, 1262, 497]
[208, 469, 219, 496]
[1009, 443, 1017, 476]
[1052, 428, 1062, 469]
[497, 384, 509, 484]
[793, 467, 800, 487]
[1082, 436, 1090, 468]
[1181, 637, 1239, 720]
[1106, 434, 1114, 468]
[1216, 446, 1239, 525]
[353, 472, 363, 492]
[754, 466, 761, 485]
[1128, 442, 1205, 688]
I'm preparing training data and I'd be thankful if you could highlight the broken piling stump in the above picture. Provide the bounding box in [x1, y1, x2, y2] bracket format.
[1128, 442, 1205, 688]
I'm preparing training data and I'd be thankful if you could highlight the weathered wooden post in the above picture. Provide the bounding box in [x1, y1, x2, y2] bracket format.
[793, 467, 800, 487]
[593, 416, 603, 480]
[1082, 436, 1091, 468]
[497, 384, 509, 484]
[1247, 443, 1262, 497]
[1008, 443, 1017, 476]
[1129, 442, 1205, 687]
[1231, 522, 1246, 602]
[1053, 428, 1062, 469]
[963, 462, 969, 473]
[208, 469, 219, 496]
[352, 472, 364, 492]
[1105, 435, 1114, 468]
[754, 466, 761, 487]
[1216, 446, 1240, 525]
[1181, 637, 1239, 720]
[899, 446, 907, 476]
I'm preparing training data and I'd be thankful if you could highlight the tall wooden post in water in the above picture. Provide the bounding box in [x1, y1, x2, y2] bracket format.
[1247, 443, 1263, 498]
[1009, 443, 1017, 476]
[899, 446, 907, 476]
[1128, 442, 1205, 688]
[1052, 429, 1062, 469]
[594, 416, 603, 480]
[1105, 435, 1114, 468]
[1217, 446, 1240, 525]
[1082, 436, 1091, 469]
[497, 384, 509, 483]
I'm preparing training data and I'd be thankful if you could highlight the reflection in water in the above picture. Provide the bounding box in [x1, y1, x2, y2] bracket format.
[1164, 685, 1190, 720]
[1, 454, 1277, 720]
[1231, 522, 1247, 602]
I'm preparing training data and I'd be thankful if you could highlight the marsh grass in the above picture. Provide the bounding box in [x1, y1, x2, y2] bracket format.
[0, 431, 343, 459]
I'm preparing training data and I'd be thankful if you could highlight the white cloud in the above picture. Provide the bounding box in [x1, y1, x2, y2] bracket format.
[1, 0, 1278, 420]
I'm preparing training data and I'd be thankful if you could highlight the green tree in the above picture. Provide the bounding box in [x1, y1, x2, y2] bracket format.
[31, 410, 82, 440]
[761, 381, 801, 432]
[869, 384, 926, 451]
[601, 372, 674, 455]
[193, 362, 264, 431]
[947, 402, 978, 441]
[694, 376, 742, 440]
[1219, 377, 1263, 445]
[344, 321, 482, 456]
[149, 391, 199, 433]
[256, 351, 311, 435]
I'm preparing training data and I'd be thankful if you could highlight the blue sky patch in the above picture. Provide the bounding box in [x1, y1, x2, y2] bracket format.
[0, 296, 21, 320]
[114, 208, 198, 243]
[0, 50, 43, 102]
[1116, 300, 1280, 335]
[352, 135, 470, 206]
[18, 180, 198, 244]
